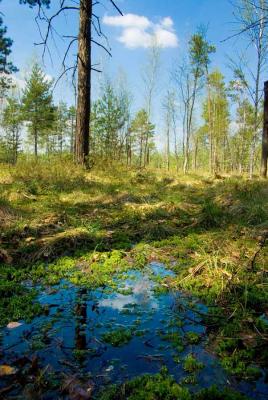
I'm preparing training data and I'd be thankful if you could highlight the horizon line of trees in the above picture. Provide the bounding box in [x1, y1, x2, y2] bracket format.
[0, 59, 265, 176]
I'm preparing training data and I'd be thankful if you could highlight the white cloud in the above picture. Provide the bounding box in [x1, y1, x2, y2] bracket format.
[154, 28, 178, 48]
[160, 17, 174, 29]
[118, 27, 152, 49]
[103, 13, 178, 49]
[103, 14, 150, 29]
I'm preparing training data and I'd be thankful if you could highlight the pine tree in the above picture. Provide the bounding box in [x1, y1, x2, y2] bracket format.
[129, 110, 155, 167]
[91, 81, 128, 162]
[21, 63, 55, 157]
[1, 95, 22, 163]
[0, 0, 18, 98]
[202, 70, 229, 174]
[55, 102, 69, 154]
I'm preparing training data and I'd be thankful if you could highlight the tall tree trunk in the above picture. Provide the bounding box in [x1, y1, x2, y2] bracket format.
[75, 0, 92, 166]
[70, 114, 75, 154]
[166, 122, 170, 171]
[34, 128, 38, 158]
[261, 80, 268, 178]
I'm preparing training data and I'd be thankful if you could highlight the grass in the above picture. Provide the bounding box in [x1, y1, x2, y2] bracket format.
[98, 368, 248, 399]
[101, 328, 132, 347]
[0, 158, 267, 381]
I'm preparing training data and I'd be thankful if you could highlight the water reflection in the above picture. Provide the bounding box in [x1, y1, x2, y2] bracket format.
[75, 288, 87, 351]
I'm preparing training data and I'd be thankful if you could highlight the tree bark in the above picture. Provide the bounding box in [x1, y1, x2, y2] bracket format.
[34, 128, 38, 158]
[75, 0, 92, 165]
[261, 81, 268, 178]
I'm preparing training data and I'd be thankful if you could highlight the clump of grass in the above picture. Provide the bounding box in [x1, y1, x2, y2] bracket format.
[161, 331, 185, 352]
[11, 156, 87, 193]
[0, 279, 42, 326]
[101, 328, 132, 347]
[183, 354, 204, 373]
[195, 385, 249, 400]
[98, 367, 191, 400]
[186, 332, 201, 345]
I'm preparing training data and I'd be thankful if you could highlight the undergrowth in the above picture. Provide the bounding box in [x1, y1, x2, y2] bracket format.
[0, 159, 267, 381]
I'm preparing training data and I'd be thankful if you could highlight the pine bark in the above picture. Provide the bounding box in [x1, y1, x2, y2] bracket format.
[75, 0, 92, 165]
[261, 81, 268, 178]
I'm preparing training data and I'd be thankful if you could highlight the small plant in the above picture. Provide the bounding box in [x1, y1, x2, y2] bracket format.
[186, 332, 201, 345]
[101, 328, 132, 347]
[98, 368, 191, 400]
[183, 354, 204, 373]
[162, 331, 184, 352]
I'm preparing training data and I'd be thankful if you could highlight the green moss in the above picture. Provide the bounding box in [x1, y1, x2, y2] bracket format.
[101, 328, 132, 347]
[98, 368, 191, 400]
[0, 280, 42, 326]
[195, 385, 249, 400]
[183, 354, 204, 373]
[161, 331, 185, 352]
[117, 287, 133, 295]
[181, 374, 198, 385]
[186, 332, 201, 345]
[1, 162, 267, 380]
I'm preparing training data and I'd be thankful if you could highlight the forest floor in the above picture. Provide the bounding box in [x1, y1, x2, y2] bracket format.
[0, 159, 267, 399]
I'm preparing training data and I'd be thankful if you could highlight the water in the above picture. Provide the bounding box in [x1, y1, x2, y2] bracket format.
[0, 262, 267, 399]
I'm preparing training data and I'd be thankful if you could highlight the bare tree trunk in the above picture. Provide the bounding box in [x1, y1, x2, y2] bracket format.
[194, 138, 198, 171]
[261, 80, 268, 178]
[75, 0, 92, 166]
[166, 121, 170, 171]
[70, 114, 75, 154]
[34, 128, 38, 158]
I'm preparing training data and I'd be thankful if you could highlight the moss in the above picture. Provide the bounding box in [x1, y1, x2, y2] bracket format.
[181, 374, 198, 385]
[1, 162, 267, 383]
[183, 354, 204, 373]
[0, 280, 42, 326]
[161, 331, 185, 352]
[195, 385, 249, 400]
[101, 328, 132, 347]
[186, 332, 201, 345]
[98, 374, 249, 400]
[98, 368, 191, 400]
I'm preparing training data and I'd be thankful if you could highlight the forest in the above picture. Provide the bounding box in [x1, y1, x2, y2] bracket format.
[0, 0, 267, 399]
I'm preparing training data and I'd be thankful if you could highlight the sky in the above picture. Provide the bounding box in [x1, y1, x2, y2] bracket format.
[0, 0, 261, 147]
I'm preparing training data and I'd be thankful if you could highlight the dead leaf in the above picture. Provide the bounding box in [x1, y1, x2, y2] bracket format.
[25, 237, 35, 243]
[0, 365, 17, 376]
[7, 321, 22, 329]
[0, 249, 13, 264]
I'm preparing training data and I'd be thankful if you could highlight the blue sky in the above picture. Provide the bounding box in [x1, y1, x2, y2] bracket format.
[0, 0, 260, 146]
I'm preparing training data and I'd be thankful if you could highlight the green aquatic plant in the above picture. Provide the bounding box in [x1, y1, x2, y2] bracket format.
[161, 331, 185, 352]
[195, 385, 249, 400]
[186, 332, 201, 345]
[98, 368, 191, 400]
[183, 354, 204, 373]
[101, 328, 132, 347]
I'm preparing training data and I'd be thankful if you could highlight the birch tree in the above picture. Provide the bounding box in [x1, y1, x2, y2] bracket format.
[232, 0, 268, 177]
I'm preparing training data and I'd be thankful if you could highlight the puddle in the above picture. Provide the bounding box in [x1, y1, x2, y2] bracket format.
[0, 262, 267, 399]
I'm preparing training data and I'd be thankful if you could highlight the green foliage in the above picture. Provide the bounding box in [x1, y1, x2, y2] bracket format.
[0, 3, 18, 75]
[129, 109, 155, 167]
[0, 279, 42, 326]
[1, 95, 22, 163]
[195, 385, 248, 400]
[183, 354, 204, 372]
[162, 331, 184, 352]
[186, 332, 201, 344]
[98, 368, 191, 400]
[91, 80, 130, 162]
[202, 69, 230, 174]
[21, 63, 55, 156]
[101, 328, 132, 347]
